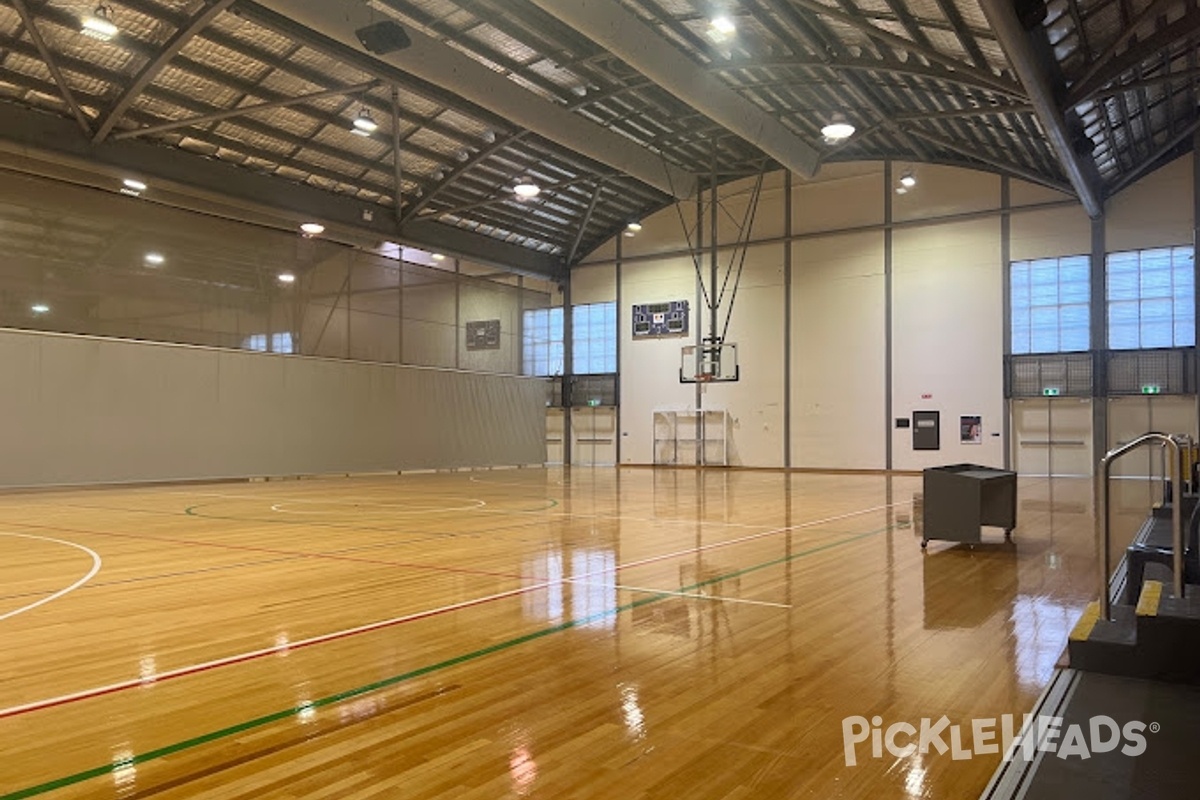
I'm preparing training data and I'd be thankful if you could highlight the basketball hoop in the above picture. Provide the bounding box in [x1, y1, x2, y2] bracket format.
[694, 373, 714, 383]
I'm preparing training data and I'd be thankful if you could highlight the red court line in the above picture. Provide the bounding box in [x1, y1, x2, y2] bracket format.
[0, 520, 524, 580]
[0, 501, 901, 720]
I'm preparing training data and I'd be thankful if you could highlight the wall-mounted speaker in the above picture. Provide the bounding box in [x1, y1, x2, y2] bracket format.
[355, 21, 412, 55]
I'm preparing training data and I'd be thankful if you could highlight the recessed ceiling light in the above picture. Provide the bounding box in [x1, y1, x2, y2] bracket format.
[626, 222, 643, 232]
[895, 186, 908, 195]
[710, 16, 736, 35]
[277, 272, 296, 284]
[821, 113, 855, 143]
[81, 4, 117, 41]
[706, 15, 736, 42]
[899, 172, 917, 188]
[300, 222, 325, 236]
[513, 179, 540, 199]
[144, 252, 165, 266]
[30, 303, 49, 314]
[431, 253, 446, 262]
[122, 178, 147, 192]
[352, 109, 378, 134]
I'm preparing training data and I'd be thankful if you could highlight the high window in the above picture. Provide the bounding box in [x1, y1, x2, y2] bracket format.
[1010, 256, 1090, 354]
[1107, 246, 1195, 350]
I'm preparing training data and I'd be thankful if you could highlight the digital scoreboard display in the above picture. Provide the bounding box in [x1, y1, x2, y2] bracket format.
[632, 300, 688, 337]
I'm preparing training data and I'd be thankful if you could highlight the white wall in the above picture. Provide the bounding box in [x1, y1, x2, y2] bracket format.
[573, 153, 1197, 471]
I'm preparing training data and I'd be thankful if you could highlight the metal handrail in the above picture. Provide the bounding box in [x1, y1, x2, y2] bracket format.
[1098, 432, 1184, 620]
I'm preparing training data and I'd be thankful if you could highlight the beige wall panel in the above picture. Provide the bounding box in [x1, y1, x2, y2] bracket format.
[892, 218, 1004, 470]
[620, 256, 698, 464]
[794, 168, 884, 234]
[0, 329, 545, 486]
[699, 249, 786, 467]
[894, 165, 1000, 223]
[716, 171, 788, 243]
[458, 283, 519, 374]
[570, 264, 617, 305]
[1010, 205, 1093, 261]
[1010, 179, 1075, 207]
[1107, 154, 1194, 251]
[791, 232, 886, 469]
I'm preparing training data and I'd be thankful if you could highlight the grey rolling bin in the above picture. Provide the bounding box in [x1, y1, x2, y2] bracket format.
[921, 463, 1017, 549]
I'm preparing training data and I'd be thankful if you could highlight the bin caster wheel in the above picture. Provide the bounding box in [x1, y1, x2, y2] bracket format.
[921, 539, 928, 550]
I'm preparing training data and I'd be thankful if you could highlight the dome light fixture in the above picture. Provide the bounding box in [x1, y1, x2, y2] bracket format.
[352, 108, 378, 135]
[513, 179, 540, 199]
[821, 113, 855, 143]
[626, 222, 643, 233]
[81, 4, 118, 41]
[300, 222, 325, 236]
[431, 253, 446, 262]
[30, 303, 50, 314]
[144, 252, 165, 266]
[899, 171, 917, 188]
[277, 272, 296, 284]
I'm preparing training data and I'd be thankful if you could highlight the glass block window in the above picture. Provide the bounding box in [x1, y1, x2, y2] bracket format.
[243, 332, 294, 353]
[522, 307, 564, 376]
[1107, 246, 1195, 350]
[1011, 256, 1090, 354]
[572, 301, 617, 374]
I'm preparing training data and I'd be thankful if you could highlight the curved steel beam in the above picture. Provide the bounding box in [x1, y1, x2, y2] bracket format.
[246, 0, 697, 199]
[978, 0, 1104, 218]
[528, 0, 821, 178]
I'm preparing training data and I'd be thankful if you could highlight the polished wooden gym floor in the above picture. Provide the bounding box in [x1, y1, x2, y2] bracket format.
[0, 468, 1151, 799]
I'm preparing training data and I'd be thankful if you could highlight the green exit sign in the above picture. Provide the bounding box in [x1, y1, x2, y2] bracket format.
[587, 398, 601, 407]
[1142, 385, 1162, 395]
[1043, 387, 1061, 396]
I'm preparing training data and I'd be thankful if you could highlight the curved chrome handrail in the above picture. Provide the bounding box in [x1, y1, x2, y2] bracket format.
[1098, 432, 1183, 621]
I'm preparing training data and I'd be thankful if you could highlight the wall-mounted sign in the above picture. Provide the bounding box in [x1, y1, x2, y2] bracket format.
[465, 319, 500, 350]
[960, 415, 982, 445]
[633, 300, 688, 337]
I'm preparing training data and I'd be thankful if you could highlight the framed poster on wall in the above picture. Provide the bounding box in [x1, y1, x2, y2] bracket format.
[960, 415, 982, 444]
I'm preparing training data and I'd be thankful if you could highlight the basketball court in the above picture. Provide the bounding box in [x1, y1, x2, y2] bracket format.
[0, 468, 1115, 799]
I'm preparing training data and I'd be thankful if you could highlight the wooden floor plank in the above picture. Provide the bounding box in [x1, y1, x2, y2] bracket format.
[0, 469, 1131, 798]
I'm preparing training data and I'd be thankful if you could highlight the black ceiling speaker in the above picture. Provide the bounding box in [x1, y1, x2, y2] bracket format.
[355, 21, 412, 55]
[1012, 0, 1047, 30]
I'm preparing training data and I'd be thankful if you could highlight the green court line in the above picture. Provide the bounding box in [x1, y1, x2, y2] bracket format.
[2, 524, 885, 800]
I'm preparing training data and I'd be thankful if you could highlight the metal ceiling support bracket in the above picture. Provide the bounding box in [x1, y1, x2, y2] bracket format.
[978, 0, 1104, 219]
[1067, 10, 1200, 106]
[526, 0, 821, 179]
[111, 80, 381, 141]
[786, 0, 1027, 99]
[94, 0, 238, 144]
[243, 0, 697, 199]
[566, 181, 605, 266]
[1108, 116, 1200, 196]
[9, 0, 93, 136]
[0, 102, 563, 280]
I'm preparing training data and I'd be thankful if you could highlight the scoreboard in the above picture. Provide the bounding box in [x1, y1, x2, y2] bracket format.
[632, 300, 688, 337]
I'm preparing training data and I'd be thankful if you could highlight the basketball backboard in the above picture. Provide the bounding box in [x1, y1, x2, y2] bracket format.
[680, 341, 738, 383]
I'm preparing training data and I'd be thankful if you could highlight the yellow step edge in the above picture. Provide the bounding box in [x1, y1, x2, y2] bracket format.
[1136, 580, 1164, 617]
[1069, 601, 1101, 641]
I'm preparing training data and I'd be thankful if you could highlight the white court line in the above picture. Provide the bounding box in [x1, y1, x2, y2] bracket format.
[269, 499, 486, 514]
[567, 579, 790, 608]
[0, 500, 906, 719]
[0, 533, 102, 622]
